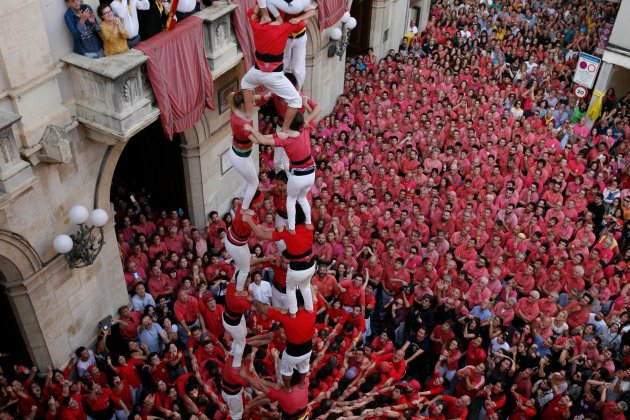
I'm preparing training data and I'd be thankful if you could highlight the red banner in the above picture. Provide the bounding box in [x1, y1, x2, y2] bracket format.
[318, 0, 347, 31]
[135, 16, 215, 139]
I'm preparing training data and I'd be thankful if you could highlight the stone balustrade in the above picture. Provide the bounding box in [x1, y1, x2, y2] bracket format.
[60, 2, 242, 144]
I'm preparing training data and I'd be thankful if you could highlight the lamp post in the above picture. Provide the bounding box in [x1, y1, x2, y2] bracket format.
[53, 205, 109, 269]
[328, 11, 357, 60]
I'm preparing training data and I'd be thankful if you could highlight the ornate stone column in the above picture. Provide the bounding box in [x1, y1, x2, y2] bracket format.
[0, 111, 37, 205]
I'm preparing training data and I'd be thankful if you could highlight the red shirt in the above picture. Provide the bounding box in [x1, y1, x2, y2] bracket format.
[222, 355, 249, 392]
[225, 282, 252, 316]
[200, 303, 226, 338]
[227, 204, 256, 246]
[443, 395, 468, 420]
[602, 401, 627, 420]
[542, 395, 570, 420]
[272, 226, 313, 262]
[267, 379, 309, 416]
[85, 388, 120, 412]
[339, 279, 365, 307]
[174, 296, 200, 324]
[116, 359, 143, 388]
[273, 122, 315, 169]
[267, 306, 316, 346]
[232, 112, 252, 151]
[248, 9, 305, 71]
[118, 311, 141, 341]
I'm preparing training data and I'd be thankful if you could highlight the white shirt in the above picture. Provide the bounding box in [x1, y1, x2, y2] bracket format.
[76, 349, 96, 379]
[249, 280, 273, 305]
[177, 0, 197, 14]
[132, 292, 156, 312]
[110, 0, 150, 39]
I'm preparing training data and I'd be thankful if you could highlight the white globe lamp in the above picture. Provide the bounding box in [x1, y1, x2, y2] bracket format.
[69, 205, 90, 225]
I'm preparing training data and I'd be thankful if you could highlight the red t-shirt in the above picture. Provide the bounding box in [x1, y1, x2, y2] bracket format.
[232, 112, 253, 151]
[85, 388, 120, 412]
[272, 226, 313, 261]
[225, 282, 252, 315]
[443, 395, 468, 420]
[542, 395, 569, 420]
[267, 306, 316, 346]
[273, 123, 315, 169]
[249, 9, 305, 71]
[174, 296, 200, 325]
[227, 204, 256, 246]
[267, 379, 309, 416]
[222, 355, 249, 391]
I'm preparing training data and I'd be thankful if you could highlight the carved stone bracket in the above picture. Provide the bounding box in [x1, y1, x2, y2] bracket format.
[198, 3, 243, 78]
[60, 50, 159, 143]
[37, 124, 75, 164]
[0, 110, 37, 204]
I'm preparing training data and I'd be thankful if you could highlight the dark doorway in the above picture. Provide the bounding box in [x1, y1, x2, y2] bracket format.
[0, 278, 32, 377]
[348, 0, 373, 55]
[110, 121, 188, 215]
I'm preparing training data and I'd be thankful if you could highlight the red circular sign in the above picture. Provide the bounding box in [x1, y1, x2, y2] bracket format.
[574, 86, 587, 98]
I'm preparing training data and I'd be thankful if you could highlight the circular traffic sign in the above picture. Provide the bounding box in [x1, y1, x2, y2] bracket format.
[574, 86, 587, 98]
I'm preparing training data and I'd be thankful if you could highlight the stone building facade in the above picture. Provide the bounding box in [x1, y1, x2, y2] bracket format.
[0, 0, 415, 368]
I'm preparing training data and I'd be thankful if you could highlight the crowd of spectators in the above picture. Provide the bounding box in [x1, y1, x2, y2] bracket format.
[4, 0, 630, 418]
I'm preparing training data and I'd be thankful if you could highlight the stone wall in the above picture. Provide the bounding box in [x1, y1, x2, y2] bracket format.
[370, 0, 409, 58]
[0, 126, 128, 368]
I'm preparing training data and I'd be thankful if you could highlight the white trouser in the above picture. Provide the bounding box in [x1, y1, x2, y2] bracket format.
[259, 0, 311, 17]
[272, 286, 289, 310]
[224, 237, 250, 291]
[279, 349, 311, 376]
[223, 315, 247, 368]
[229, 148, 259, 209]
[221, 389, 244, 420]
[286, 263, 315, 314]
[287, 171, 314, 230]
[274, 146, 291, 173]
[275, 214, 288, 252]
[241, 68, 301, 108]
[284, 33, 307, 89]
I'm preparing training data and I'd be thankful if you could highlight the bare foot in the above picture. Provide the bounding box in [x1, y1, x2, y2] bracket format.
[305, 308, 314, 313]
[235, 290, 249, 297]
[241, 208, 255, 216]
[270, 16, 283, 25]
[277, 131, 289, 139]
[289, 312, 297, 318]
[288, 229, 296, 235]
[305, 223, 313, 230]
[260, 14, 272, 25]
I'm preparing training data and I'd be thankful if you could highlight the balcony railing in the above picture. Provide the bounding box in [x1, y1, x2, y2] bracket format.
[60, 2, 241, 144]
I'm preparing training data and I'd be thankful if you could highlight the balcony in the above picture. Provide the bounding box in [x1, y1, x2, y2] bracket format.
[60, 2, 242, 144]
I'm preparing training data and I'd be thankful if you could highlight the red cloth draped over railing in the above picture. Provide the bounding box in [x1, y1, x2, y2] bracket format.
[135, 16, 214, 139]
[318, 0, 346, 30]
[231, 0, 257, 70]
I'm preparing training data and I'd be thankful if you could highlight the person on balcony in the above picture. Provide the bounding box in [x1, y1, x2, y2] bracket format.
[138, 0, 169, 40]
[64, 0, 103, 58]
[110, 0, 150, 48]
[97, 4, 129, 56]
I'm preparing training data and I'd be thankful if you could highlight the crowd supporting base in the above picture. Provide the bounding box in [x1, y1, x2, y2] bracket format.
[4, 0, 630, 418]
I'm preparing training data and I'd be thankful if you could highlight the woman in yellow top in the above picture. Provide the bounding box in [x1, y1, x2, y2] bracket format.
[97, 4, 129, 56]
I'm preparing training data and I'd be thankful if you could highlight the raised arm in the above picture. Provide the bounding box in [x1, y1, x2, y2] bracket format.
[243, 214, 274, 241]
[245, 126, 276, 146]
